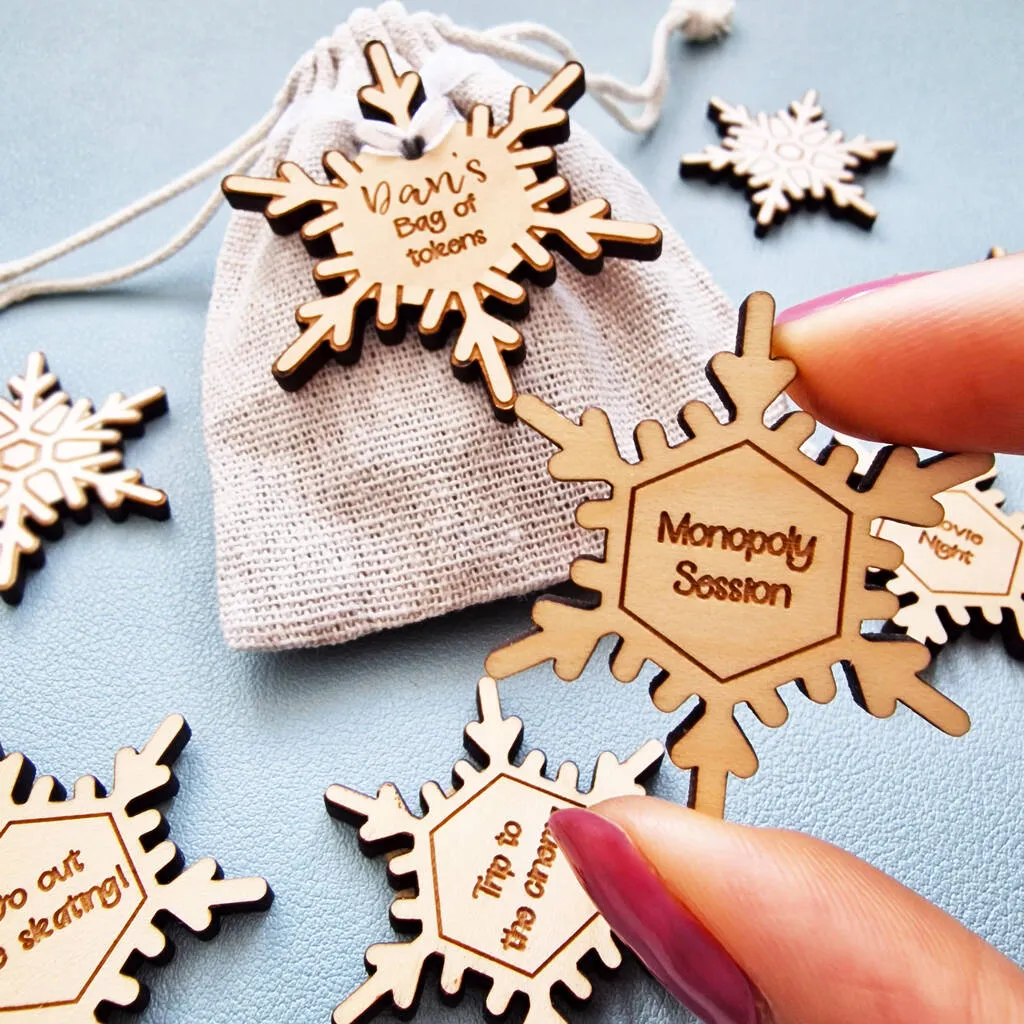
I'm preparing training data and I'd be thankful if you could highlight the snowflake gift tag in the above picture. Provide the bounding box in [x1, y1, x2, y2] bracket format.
[485, 292, 993, 817]
[0, 715, 270, 1020]
[0, 353, 167, 601]
[875, 471, 1024, 657]
[223, 42, 662, 415]
[326, 676, 662, 1023]
[681, 90, 896, 233]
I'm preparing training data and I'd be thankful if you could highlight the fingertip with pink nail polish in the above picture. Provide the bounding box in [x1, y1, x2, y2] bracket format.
[549, 807, 766, 1024]
[774, 271, 933, 326]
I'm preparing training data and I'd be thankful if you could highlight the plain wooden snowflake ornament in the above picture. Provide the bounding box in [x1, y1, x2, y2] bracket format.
[681, 90, 896, 233]
[223, 41, 662, 416]
[0, 716, 270, 1021]
[326, 676, 662, 1023]
[486, 292, 993, 817]
[0, 352, 167, 602]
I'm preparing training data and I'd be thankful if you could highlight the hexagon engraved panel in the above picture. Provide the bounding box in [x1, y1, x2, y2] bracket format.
[0, 814, 146, 1011]
[429, 775, 595, 977]
[621, 441, 852, 681]
[878, 487, 1023, 597]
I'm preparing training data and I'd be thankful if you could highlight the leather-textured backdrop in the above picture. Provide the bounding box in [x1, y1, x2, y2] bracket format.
[0, 0, 1021, 1021]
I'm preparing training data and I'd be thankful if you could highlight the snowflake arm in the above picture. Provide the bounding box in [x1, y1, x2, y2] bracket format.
[358, 42, 420, 130]
[325, 782, 418, 850]
[449, 295, 525, 411]
[110, 712, 189, 811]
[222, 161, 347, 230]
[331, 935, 434, 1024]
[844, 634, 969, 734]
[498, 63, 584, 150]
[0, 501, 49, 592]
[532, 197, 662, 262]
[514, 394, 634, 489]
[857, 447, 994, 522]
[789, 88, 823, 125]
[666, 701, 759, 817]
[46, 393, 166, 512]
[588, 740, 664, 799]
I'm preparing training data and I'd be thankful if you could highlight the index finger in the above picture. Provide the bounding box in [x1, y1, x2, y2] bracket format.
[772, 253, 1024, 454]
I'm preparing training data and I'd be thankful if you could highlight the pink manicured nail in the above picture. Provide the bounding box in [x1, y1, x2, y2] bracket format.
[549, 808, 762, 1024]
[775, 271, 933, 325]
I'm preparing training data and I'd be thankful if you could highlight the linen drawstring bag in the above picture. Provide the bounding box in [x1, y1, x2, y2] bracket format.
[0, 1, 738, 650]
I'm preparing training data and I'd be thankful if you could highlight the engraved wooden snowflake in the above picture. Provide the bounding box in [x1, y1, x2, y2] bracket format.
[0, 352, 167, 601]
[681, 90, 896, 233]
[0, 715, 270, 1020]
[223, 41, 662, 415]
[326, 676, 662, 1023]
[876, 471, 1024, 656]
[486, 292, 992, 817]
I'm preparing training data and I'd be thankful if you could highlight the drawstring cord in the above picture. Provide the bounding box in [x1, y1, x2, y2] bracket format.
[0, 0, 733, 312]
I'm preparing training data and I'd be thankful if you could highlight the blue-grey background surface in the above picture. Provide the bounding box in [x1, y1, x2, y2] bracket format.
[1, 1, 1022, 1021]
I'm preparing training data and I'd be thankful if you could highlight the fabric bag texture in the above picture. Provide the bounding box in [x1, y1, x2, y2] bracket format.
[203, 1, 735, 650]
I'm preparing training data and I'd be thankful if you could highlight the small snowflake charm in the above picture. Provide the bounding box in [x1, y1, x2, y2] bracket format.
[326, 677, 662, 1023]
[0, 716, 270, 1020]
[0, 352, 167, 601]
[486, 292, 992, 816]
[681, 90, 896, 233]
[223, 41, 662, 416]
[876, 471, 1024, 657]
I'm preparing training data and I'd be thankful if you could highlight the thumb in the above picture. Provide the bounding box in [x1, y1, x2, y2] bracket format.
[548, 797, 1024, 1024]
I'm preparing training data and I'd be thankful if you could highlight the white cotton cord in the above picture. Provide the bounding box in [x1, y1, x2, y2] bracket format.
[429, 0, 734, 134]
[0, 0, 733, 311]
[356, 94, 457, 156]
[0, 51, 312, 310]
[0, 144, 265, 312]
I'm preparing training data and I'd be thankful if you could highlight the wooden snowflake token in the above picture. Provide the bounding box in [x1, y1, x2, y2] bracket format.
[875, 471, 1024, 657]
[681, 90, 896, 233]
[0, 716, 270, 1020]
[0, 352, 167, 602]
[222, 41, 662, 415]
[485, 292, 993, 817]
[326, 676, 662, 1023]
